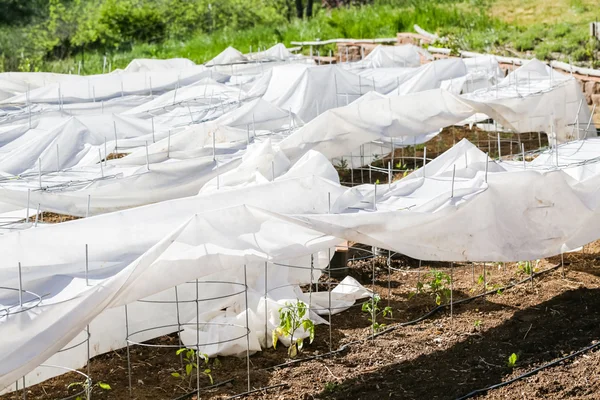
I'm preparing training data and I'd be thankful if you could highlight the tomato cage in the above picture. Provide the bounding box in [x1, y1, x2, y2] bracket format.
[124, 278, 252, 399]
[0, 283, 92, 400]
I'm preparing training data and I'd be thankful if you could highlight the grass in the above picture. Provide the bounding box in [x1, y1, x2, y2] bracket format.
[490, 0, 598, 25]
[5, 0, 600, 73]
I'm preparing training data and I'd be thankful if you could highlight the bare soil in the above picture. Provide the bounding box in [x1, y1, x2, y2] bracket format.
[106, 153, 128, 161]
[4, 127, 594, 400]
[337, 126, 549, 185]
[5, 243, 600, 400]
[31, 212, 80, 224]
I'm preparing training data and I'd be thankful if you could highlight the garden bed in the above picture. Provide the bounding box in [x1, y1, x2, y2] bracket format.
[4, 243, 600, 399]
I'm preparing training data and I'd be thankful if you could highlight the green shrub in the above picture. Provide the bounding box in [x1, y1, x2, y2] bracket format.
[97, 0, 167, 49]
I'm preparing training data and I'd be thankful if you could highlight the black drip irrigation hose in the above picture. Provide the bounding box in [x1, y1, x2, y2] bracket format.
[176, 263, 563, 399]
[455, 340, 600, 400]
[266, 263, 561, 372]
[225, 383, 289, 399]
[171, 378, 234, 400]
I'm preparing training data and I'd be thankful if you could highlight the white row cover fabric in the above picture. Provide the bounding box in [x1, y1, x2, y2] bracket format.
[0, 43, 597, 392]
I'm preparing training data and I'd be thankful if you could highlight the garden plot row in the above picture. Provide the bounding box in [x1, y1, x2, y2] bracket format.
[0, 43, 598, 399]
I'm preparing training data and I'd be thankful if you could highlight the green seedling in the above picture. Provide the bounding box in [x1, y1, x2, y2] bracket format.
[335, 158, 348, 171]
[68, 380, 111, 400]
[473, 320, 482, 329]
[324, 381, 339, 393]
[517, 260, 538, 275]
[409, 270, 452, 306]
[507, 353, 518, 368]
[362, 293, 393, 332]
[273, 300, 315, 358]
[171, 347, 213, 386]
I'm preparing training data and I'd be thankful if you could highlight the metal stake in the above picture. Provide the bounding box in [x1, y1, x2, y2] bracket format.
[450, 262, 454, 325]
[264, 262, 268, 347]
[99, 149, 104, 177]
[328, 248, 332, 352]
[124, 307, 133, 398]
[151, 117, 155, 143]
[18, 262, 23, 308]
[244, 265, 251, 392]
[113, 121, 118, 155]
[38, 159, 42, 189]
[26, 189, 30, 223]
[451, 165, 456, 198]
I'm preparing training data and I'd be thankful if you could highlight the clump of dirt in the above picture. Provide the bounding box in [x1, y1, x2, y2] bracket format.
[28, 211, 80, 224]
[106, 152, 128, 160]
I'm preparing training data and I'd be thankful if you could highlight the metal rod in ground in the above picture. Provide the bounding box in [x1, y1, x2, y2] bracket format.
[113, 121, 118, 155]
[22, 376, 26, 400]
[485, 153, 489, 183]
[388, 161, 391, 190]
[167, 130, 171, 158]
[497, 131, 501, 158]
[26, 189, 30, 223]
[244, 265, 251, 392]
[85, 244, 91, 379]
[151, 117, 155, 143]
[195, 279, 200, 394]
[483, 263, 486, 303]
[99, 149, 104, 177]
[125, 305, 132, 398]
[174, 286, 183, 368]
[372, 255, 376, 340]
[450, 262, 454, 326]
[349, 152, 354, 185]
[328, 248, 332, 352]
[145, 141, 150, 170]
[451, 165, 456, 198]
[309, 255, 314, 309]
[387, 250, 391, 307]
[417, 260, 421, 293]
[264, 261, 268, 348]
[38, 158, 42, 189]
[423, 147, 427, 177]
[34, 204, 39, 227]
[18, 262, 23, 307]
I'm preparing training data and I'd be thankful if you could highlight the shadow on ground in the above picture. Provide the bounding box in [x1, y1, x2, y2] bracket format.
[315, 287, 600, 400]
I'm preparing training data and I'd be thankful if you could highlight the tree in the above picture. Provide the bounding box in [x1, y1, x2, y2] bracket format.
[0, 0, 47, 25]
[293, 0, 315, 19]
